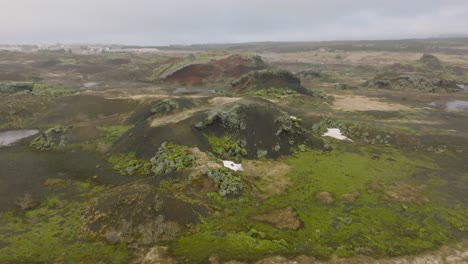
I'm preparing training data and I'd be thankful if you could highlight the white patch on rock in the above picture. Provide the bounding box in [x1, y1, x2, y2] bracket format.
[223, 160, 243, 171]
[290, 116, 297, 120]
[322, 128, 353, 142]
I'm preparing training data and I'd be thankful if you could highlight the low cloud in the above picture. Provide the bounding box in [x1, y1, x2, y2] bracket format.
[0, 0, 467, 45]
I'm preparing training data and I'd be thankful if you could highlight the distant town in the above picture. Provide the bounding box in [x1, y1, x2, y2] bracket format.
[0, 44, 160, 54]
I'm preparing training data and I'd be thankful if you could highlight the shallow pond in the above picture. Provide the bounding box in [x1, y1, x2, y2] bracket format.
[0, 130, 39, 147]
[446, 100, 468, 112]
[83, 82, 98, 88]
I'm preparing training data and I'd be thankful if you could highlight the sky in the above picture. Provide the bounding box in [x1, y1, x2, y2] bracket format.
[0, 0, 467, 45]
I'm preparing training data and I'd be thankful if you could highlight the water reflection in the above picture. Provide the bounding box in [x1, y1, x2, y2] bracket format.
[0, 130, 39, 146]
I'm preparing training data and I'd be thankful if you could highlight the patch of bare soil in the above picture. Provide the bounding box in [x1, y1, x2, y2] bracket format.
[209, 97, 242, 106]
[341, 191, 360, 202]
[316, 191, 335, 204]
[78, 86, 169, 100]
[252, 208, 302, 230]
[130, 240, 468, 264]
[242, 160, 292, 199]
[189, 147, 221, 170]
[368, 181, 430, 205]
[150, 107, 208, 127]
[383, 182, 430, 205]
[332, 95, 412, 111]
[223, 241, 468, 264]
[132, 246, 178, 264]
[384, 119, 444, 125]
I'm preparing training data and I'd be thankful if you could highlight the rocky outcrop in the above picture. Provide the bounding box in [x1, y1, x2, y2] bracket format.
[230, 69, 310, 94]
[0, 82, 34, 94]
[419, 53, 443, 69]
[367, 74, 464, 92]
[367, 54, 465, 92]
[194, 99, 321, 159]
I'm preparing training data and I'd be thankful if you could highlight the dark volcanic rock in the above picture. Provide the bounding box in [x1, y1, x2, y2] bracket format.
[419, 53, 442, 69]
[82, 181, 207, 245]
[194, 98, 322, 158]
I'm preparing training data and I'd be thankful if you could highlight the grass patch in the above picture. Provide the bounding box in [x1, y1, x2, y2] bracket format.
[32, 83, 73, 97]
[108, 152, 151, 176]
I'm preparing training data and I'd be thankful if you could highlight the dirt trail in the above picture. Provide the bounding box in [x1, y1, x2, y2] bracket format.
[150, 107, 209, 127]
[332, 95, 413, 111]
[149, 97, 241, 127]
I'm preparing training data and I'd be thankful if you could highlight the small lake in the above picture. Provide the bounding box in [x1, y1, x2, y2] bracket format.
[83, 82, 98, 88]
[446, 100, 468, 112]
[0, 130, 39, 146]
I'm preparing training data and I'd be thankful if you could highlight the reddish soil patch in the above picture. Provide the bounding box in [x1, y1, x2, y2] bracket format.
[163, 55, 265, 86]
[316, 191, 335, 204]
[252, 208, 302, 230]
[164, 64, 217, 86]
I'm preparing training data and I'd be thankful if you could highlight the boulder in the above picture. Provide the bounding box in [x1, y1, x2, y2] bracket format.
[0, 82, 34, 94]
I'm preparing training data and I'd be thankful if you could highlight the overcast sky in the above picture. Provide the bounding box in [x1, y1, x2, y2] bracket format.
[1, 0, 467, 45]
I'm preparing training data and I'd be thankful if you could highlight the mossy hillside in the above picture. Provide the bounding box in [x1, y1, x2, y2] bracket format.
[108, 142, 195, 176]
[98, 125, 133, 143]
[171, 144, 467, 262]
[0, 183, 131, 264]
[79, 125, 133, 152]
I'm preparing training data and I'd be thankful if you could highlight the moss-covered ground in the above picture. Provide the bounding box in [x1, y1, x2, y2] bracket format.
[0, 182, 132, 264]
[171, 143, 468, 263]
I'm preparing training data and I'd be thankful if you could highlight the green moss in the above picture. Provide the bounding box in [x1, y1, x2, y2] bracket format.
[0, 187, 131, 263]
[206, 134, 247, 161]
[108, 142, 195, 177]
[108, 152, 151, 176]
[98, 125, 133, 143]
[173, 231, 288, 263]
[32, 83, 73, 97]
[80, 125, 132, 152]
[171, 144, 467, 262]
[58, 57, 79, 65]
